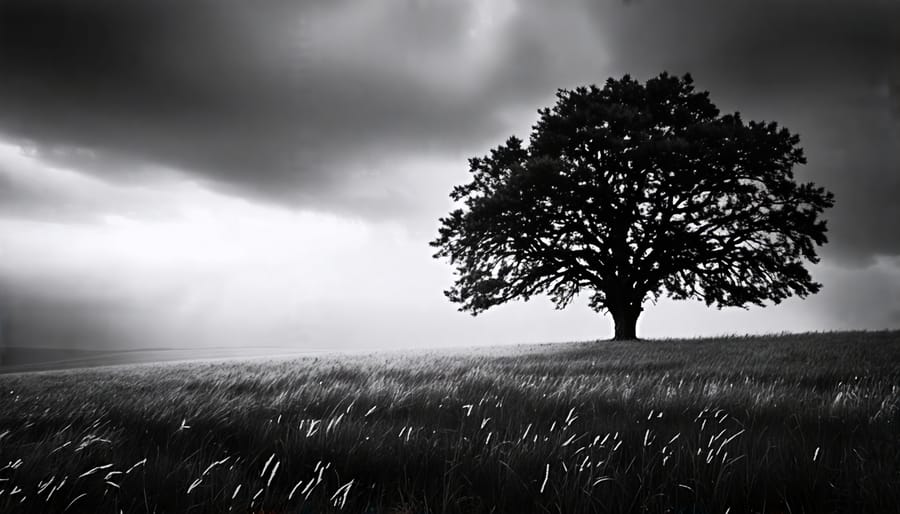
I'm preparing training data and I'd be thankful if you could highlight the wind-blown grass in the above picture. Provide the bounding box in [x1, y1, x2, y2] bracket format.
[0, 331, 898, 513]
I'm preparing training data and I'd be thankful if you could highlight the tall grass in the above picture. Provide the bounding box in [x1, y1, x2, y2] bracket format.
[0, 331, 898, 513]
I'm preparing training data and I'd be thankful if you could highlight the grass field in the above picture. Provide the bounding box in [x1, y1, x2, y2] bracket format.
[0, 331, 898, 513]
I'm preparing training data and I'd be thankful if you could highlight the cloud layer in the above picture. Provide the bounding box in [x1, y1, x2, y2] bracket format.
[0, 0, 897, 350]
[1, 0, 896, 258]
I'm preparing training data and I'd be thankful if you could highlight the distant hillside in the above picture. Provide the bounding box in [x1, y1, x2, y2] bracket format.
[0, 346, 325, 373]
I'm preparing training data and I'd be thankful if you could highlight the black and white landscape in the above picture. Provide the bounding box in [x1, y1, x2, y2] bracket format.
[0, 0, 897, 512]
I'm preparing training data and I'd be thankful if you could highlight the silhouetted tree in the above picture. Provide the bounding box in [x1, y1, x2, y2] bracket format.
[431, 73, 834, 340]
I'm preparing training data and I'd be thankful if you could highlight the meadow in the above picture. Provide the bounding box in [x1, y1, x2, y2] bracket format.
[0, 331, 898, 513]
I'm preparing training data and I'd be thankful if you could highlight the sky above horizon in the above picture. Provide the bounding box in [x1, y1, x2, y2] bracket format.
[0, 0, 898, 351]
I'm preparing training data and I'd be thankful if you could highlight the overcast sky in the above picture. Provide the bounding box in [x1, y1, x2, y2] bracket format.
[0, 0, 897, 352]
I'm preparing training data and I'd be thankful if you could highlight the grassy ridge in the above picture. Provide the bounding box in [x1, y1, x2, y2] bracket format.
[0, 331, 898, 513]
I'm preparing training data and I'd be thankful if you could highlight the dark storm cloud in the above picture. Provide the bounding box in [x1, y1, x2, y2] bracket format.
[0, 0, 530, 212]
[0, 0, 335, 196]
[0, 0, 896, 262]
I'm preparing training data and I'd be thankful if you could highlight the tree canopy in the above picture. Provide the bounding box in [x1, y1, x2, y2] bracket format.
[431, 73, 834, 340]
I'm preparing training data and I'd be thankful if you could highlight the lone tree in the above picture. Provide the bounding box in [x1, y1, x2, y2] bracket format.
[431, 73, 834, 340]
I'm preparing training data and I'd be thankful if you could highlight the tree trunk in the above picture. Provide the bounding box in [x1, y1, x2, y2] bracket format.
[611, 305, 641, 340]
